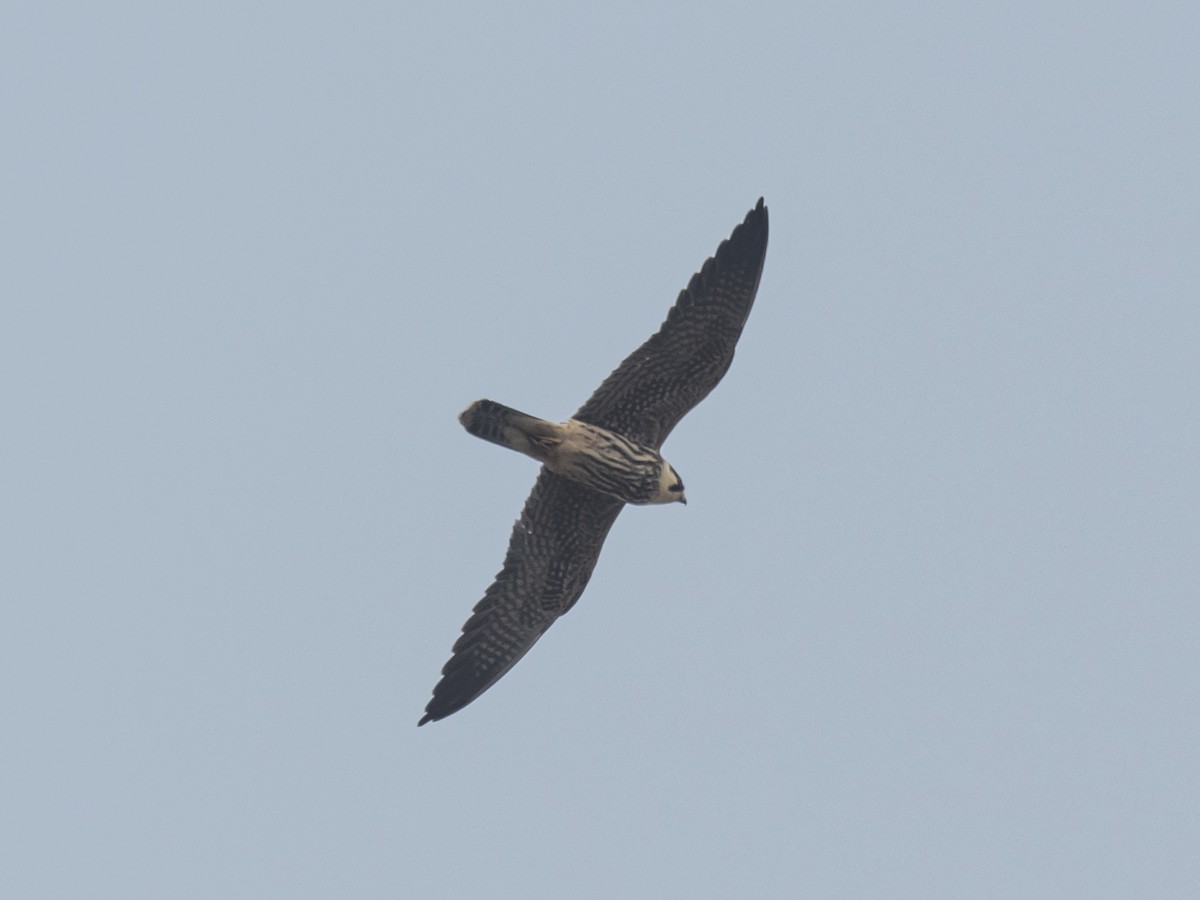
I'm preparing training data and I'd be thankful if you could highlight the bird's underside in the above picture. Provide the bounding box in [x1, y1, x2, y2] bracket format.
[419, 198, 769, 725]
[458, 399, 687, 505]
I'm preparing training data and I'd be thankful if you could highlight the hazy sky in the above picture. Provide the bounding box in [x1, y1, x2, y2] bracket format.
[5, 3, 1199, 897]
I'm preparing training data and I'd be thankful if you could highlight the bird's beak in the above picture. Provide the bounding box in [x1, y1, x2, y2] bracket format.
[680, 497, 687, 505]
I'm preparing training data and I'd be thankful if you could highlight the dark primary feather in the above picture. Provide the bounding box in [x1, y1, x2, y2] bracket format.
[573, 198, 769, 448]
[418, 470, 623, 725]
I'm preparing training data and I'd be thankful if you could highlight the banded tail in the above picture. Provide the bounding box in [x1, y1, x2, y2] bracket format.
[459, 399, 561, 460]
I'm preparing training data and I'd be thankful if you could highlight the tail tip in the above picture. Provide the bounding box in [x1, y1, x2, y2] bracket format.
[459, 399, 487, 427]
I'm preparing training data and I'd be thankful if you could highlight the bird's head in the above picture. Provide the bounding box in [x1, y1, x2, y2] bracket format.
[651, 461, 687, 505]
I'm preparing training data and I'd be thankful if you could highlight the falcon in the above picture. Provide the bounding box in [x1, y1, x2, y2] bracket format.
[419, 198, 769, 725]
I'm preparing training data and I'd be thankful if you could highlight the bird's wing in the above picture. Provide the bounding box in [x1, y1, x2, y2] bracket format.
[573, 198, 769, 449]
[419, 470, 623, 725]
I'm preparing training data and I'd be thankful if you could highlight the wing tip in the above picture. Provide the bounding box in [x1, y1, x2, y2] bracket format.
[418, 679, 471, 727]
[418, 694, 458, 726]
[745, 196, 768, 237]
[686, 197, 769, 293]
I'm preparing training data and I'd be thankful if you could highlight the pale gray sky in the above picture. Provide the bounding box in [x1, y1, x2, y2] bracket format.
[4, 2, 1199, 897]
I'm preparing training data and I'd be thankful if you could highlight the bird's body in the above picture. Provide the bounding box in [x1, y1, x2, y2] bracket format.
[459, 399, 686, 506]
[419, 199, 769, 725]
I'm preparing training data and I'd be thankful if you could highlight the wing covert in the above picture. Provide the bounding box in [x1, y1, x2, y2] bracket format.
[573, 198, 769, 448]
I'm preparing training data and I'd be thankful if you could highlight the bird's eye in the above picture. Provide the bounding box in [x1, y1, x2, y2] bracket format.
[669, 483, 684, 492]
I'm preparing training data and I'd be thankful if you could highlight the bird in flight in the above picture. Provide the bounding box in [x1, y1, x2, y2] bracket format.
[419, 199, 769, 725]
